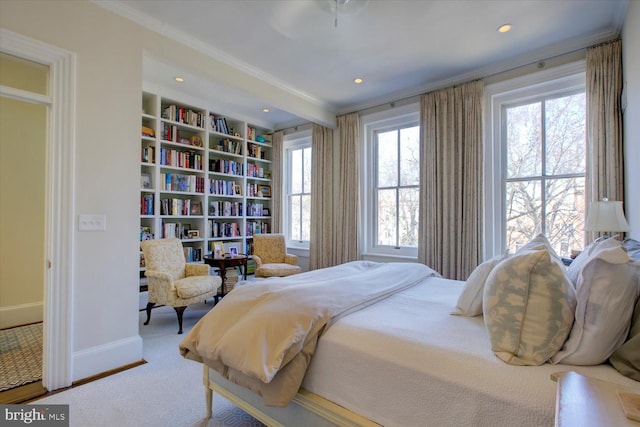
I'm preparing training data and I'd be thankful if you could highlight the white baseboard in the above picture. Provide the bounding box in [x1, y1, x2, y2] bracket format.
[72, 335, 143, 382]
[0, 301, 43, 329]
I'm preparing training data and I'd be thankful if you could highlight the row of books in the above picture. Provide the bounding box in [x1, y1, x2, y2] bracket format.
[210, 200, 243, 217]
[140, 194, 154, 215]
[246, 163, 267, 178]
[162, 222, 195, 239]
[246, 221, 270, 236]
[212, 138, 242, 155]
[210, 159, 244, 176]
[162, 104, 206, 129]
[160, 173, 205, 193]
[159, 148, 203, 170]
[209, 220, 241, 238]
[141, 146, 155, 163]
[209, 179, 241, 196]
[184, 246, 203, 263]
[159, 198, 202, 216]
[210, 114, 232, 135]
[246, 202, 267, 217]
[246, 183, 271, 198]
[247, 143, 268, 160]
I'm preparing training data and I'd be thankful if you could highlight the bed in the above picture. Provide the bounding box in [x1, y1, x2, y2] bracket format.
[179, 259, 640, 427]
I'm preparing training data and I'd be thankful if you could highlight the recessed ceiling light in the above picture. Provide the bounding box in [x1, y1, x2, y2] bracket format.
[174, 76, 184, 82]
[354, 77, 363, 84]
[498, 24, 512, 33]
[262, 108, 270, 113]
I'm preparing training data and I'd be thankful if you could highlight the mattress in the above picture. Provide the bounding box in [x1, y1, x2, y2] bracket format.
[302, 277, 640, 427]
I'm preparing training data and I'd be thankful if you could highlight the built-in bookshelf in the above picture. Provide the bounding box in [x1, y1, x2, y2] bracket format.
[139, 91, 273, 289]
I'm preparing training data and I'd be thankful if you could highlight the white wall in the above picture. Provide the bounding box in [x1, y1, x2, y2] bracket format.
[0, 0, 329, 384]
[623, 0, 640, 239]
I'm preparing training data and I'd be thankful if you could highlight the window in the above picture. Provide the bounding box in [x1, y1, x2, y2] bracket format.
[363, 105, 420, 258]
[504, 92, 586, 255]
[284, 133, 312, 249]
[485, 62, 587, 258]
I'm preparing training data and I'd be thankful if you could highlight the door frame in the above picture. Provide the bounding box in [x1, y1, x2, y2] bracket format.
[0, 28, 76, 391]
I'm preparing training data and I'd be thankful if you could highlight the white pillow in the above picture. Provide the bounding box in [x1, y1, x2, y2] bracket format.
[484, 249, 576, 366]
[518, 233, 560, 259]
[551, 245, 640, 365]
[452, 255, 504, 316]
[566, 237, 620, 286]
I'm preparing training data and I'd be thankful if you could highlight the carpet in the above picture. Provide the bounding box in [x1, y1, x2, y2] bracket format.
[0, 323, 42, 391]
[32, 303, 266, 426]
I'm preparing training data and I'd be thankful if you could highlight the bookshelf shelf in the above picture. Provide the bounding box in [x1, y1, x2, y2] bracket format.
[139, 91, 273, 291]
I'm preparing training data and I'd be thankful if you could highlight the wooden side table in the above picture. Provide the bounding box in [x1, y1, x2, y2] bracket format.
[203, 254, 248, 302]
[554, 371, 640, 426]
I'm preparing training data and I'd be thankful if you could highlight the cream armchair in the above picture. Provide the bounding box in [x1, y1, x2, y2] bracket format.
[252, 234, 302, 278]
[140, 238, 221, 334]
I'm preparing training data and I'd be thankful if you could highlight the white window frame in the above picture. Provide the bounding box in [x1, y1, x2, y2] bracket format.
[484, 61, 586, 259]
[361, 103, 420, 259]
[283, 129, 312, 250]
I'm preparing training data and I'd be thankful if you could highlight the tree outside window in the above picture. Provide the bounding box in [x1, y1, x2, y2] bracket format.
[287, 145, 311, 243]
[375, 125, 420, 248]
[505, 91, 586, 255]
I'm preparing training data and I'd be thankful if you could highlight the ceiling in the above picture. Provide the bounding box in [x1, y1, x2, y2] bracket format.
[97, 0, 627, 129]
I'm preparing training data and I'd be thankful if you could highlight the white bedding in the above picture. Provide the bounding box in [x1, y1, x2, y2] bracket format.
[302, 277, 640, 427]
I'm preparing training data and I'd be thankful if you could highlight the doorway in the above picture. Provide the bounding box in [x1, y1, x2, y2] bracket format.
[0, 28, 76, 395]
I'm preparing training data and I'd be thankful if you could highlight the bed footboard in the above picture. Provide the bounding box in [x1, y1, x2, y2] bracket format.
[202, 365, 380, 427]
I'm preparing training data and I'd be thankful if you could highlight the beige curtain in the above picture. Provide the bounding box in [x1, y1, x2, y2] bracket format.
[334, 113, 360, 264]
[586, 39, 625, 241]
[418, 80, 484, 280]
[310, 124, 334, 270]
[271, 131, 283, 233]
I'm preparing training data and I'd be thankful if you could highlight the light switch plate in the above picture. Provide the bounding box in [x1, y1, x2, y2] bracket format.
[78, 214, 107, 231]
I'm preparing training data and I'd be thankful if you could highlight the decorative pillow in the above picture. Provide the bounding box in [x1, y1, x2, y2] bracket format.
[623, 238, 640, 261]
[610, 297, 640, 381]
[452, 255, 504, 317]
[566, 237, 620, 286]
[551, 246, 639, 365]
[483, 249, 576, 366]
[518, 233, 560, 259]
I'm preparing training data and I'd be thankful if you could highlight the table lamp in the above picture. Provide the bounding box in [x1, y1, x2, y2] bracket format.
[584, 197, 630, 240]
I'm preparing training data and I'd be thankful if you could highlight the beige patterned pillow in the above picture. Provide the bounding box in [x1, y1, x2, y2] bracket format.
[484, 249, 576, 366]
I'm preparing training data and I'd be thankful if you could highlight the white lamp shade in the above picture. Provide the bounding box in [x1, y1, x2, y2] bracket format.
[585, 200, 630, 232]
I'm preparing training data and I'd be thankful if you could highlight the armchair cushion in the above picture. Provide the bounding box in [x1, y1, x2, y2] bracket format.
[174, 276, 217, 299]
[284, 254, 299, 265]
[256, 263, 302, 278]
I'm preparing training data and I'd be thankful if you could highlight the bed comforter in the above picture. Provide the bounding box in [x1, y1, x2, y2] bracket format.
[179, 260, 439, 406]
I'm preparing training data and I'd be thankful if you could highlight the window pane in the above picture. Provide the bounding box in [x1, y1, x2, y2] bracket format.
[398, 187, 419, 246]
[303, 147, 312, 193]
[290, 195, 301, 241]
[545, 177, 585, 255]
[377, 189, 397, 245]
[507, 103, 541, 178]
[301, 195, 311, 241]
[377, 130, 398, 187]
[400, 126, 419, 186]
[291, 149, 302, 193]
[545, 93, 586, 175]
[506, 180, 541, 253]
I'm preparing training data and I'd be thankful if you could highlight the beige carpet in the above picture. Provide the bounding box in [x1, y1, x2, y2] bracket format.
[0, 323, 42, 391]
[32, 302, 265, 427]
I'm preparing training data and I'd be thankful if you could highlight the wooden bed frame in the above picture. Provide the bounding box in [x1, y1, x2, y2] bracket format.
[203, 366, 381, 427]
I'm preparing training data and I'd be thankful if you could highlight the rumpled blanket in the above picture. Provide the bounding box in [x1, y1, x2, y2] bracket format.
[179, 260, 439, 406]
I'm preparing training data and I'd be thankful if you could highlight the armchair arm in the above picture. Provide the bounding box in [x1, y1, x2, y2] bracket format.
[252, 254, 263, 267]
[144, 270, 176, 302]
[186, 263, 210, 277]
[285, 254, 298, 266]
